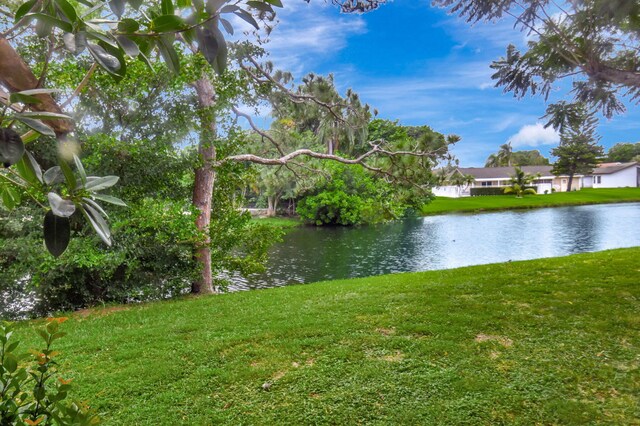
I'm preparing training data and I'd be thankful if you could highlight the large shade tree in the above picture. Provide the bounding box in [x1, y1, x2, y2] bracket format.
[432, 0, 640, 131]
[1, 0, 450, 295]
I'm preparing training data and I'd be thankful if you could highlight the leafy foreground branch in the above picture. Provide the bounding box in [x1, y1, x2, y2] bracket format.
[1, 319, 99, 425]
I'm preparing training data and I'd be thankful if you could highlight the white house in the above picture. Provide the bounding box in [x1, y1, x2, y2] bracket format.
[583, 162, 640, 188]
[433, 166, 583, 198]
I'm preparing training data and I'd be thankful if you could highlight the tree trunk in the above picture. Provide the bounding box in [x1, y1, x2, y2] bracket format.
[191, 76, 217, 295]
[567, 173, 574, 192]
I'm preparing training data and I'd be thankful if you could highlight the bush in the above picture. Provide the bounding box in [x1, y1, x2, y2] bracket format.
[296, 164, 407, 226]
[0, 319, 99, 425]
[470, 186, 537, 196]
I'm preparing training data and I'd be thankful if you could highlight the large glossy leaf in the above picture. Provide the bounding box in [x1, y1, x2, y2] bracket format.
[1, 186, 21, 210]
[109, 0, 126, 17]
[247, 1, 273, 13]
[196, 24, 219, 68]
[264, 0, 283, 7]
[73, 154, 87, 184]
[58, 159, 77, 190]
[118, 18, 140, 33]
[88, 43, 122, 75]
[14, 0, 38, 21]
[44, 210, 71, 257]
[161, 0, 174, 15]
[157, 35, 180, 74]
[82, 197, 109, 219]
[24, 151, 43, 184]
[44, 166, 65, 185]
[233, 9, 259, 30]
[152, 14, 186, 32]
[84, 175, 119, 191]
[9, 93, 41, 105]
[14, 116, 56, 137]
[81, 204, 111, 245]
[55, 0, 78, 22]
[219, 17, 233, 35]
[25, 13, 73, 32]
[18, 111, 72, 120]
[116, 35, 140, 57]
[0, 128, 25, 167]
[47, 192, 76, 217]
[92, 193, 127, 206]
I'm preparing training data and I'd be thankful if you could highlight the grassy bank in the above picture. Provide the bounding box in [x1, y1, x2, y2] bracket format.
[422, 187, 640, 215]
[251, 216, 302, 229]
[14, 248, 640, 425]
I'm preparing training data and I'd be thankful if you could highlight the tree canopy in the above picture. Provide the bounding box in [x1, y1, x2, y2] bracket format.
[433, 0, 640, 130]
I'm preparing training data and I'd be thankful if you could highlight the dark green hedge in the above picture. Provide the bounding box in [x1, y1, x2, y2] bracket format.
[471, 186, 537, 196]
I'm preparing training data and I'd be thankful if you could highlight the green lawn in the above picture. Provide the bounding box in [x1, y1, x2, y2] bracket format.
[422, 187, 640, 215]
[13, 248, 640, 425]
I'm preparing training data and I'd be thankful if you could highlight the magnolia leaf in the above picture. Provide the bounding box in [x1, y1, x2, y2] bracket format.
[157, 35, 180, 74]
[82, 204, 111, 245]
[118, 18, 139, 33]
[116, 35, 140, 57]
[161, 0, 174, 15]
[25, 13, 73, 32]
[84, 175, 119, 191]
[152, 14, 186, 32]
[73, 154, 87, 184]
[0, 128, 25, 167]
[63, 32, 76, 53]
[47, 192, 76, 217]
[109, 0, 126, 17]
[44, 166, 65, 185]
[92, 193, 127, 206]
[15, 88, 61, 96]
[247, 1, 273, 13]
[88, 43, 122, 75]
[58, 159, 77, 190]
[14, 0, 38, 21]
[196, 24, 219, 68]
[219, 17, 233, 35]
[44, 210, 71, 257]
[18, 111, 72, 120]
[14, 116, 56, 137]
[233, 9, 259, 29]
[24, 151, 43, 184]
[1, 186, 21, 210]
[82, 197, 109, 219]
[55, 0, 78, 22]
[9, 92, 41, 105]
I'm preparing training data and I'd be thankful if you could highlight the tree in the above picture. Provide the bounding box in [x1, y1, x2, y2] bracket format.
[2, 0, 454, 297]
[503, 166, 537, 198]
[433, 0, 640, 130]
[607, 142, 640, 163]
[484, 142, 512, 167]
[485, 148, 549, 167]
[551, 111, 603, 191]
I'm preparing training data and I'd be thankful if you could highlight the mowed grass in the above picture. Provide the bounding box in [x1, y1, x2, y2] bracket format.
[250, 216, 302, 229]
[14, 248, 640, 425]
[422, 187, 640, 215]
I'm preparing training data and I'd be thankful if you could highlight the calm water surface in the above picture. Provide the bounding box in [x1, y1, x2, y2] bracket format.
[232, 202, 640, 290]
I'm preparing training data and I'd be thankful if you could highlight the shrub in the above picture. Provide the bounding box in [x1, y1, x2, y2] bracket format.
[0, 319, 99, 425]
[296, 163, 407, 226]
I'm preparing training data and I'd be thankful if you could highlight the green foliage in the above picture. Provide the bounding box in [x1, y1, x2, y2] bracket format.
[606, 142, 640, 162]
[485, 147, 549, 167]
[297, 163, 406, 226]
[0, 319, 99, 425]
[503, 167, 538, 198]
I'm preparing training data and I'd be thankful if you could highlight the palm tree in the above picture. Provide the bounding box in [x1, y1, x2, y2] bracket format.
[484, 142, 513, 167]
[504, 167, 538, 198]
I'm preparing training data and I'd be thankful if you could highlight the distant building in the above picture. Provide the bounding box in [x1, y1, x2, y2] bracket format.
[434, 166, 583, 198]
[583, 162, 639, 189]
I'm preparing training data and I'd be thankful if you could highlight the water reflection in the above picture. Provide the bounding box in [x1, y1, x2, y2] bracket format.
[233, 202, 640, 290]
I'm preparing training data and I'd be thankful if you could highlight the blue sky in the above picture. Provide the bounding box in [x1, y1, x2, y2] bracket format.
[243, 0, 640, 166]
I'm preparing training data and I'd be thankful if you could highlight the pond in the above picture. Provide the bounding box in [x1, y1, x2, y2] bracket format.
[232, 202, 640, 290]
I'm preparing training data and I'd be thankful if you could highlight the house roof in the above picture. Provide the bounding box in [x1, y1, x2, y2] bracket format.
[592, 162, 639, 175]
[457, 166, 557, 180]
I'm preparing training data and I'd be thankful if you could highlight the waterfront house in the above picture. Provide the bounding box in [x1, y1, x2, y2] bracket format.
[582, 162, 640, 188]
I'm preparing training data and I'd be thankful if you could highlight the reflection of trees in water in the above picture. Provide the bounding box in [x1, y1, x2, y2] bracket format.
[559, 207, 600, 253]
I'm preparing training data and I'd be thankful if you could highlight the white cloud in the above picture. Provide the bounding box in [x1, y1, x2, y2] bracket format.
[509, 123, 559, 147]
